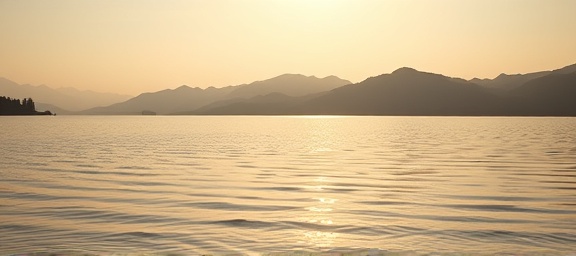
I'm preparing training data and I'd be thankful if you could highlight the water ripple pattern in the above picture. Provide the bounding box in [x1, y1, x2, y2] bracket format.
[1, 116, 575, 255]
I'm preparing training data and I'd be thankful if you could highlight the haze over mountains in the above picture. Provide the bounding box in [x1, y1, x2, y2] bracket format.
[2, 63, 575, 116]
[470, 63, 576, 91]
[80, 74, 351, 115]
[0, 77, 132, 112]
[174, 64, 576, 116]
[299, 68, 502, 115]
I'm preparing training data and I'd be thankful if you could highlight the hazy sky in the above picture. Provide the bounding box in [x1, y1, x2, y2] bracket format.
[1, 0, 575, 95]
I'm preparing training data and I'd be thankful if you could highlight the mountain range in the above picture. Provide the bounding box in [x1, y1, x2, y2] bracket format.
[0, 77, 132, 112]
[470, 63, 576, 92]
[79, 74, 351, 115]
[187, 68, 500, 115]
[2, 63, 575, 116]
[183, 65, 576, 116]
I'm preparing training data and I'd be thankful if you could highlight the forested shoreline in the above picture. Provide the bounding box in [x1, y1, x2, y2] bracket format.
[0, 96, 53, 115]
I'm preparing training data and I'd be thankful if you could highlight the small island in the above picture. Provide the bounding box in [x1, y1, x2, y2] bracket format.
[0, 96, 53, 115]
[142, 110, 157, 115]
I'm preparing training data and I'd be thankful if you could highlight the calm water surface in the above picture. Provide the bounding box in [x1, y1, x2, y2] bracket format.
[1, 116, 575, 255]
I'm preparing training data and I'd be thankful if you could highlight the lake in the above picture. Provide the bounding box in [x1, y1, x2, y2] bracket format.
[1, 116, 575, 255]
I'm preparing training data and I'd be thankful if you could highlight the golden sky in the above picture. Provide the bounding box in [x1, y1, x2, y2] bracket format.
[1, 0, 575, 95]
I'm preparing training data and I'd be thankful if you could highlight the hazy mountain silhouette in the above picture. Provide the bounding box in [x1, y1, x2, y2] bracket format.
[186, 93, 301, 115]
[84, 74, 350, 115]
[470, 63, 576, 91]
[177, 66, 576, 116]
[229, 74, 350, 98]
[184, 92, 327, 115]
[186, 68, 505, 115]
[506, 71, 576, 116]
[5, 63, 575, 116]
[0, 77, 131, 111]
[82, 85, 236, 115]
[35, 102, 73, 115]
[302, 67, 503, 115]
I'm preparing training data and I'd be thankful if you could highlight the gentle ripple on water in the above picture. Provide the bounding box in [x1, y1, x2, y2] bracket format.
[0, 116, 575, 255]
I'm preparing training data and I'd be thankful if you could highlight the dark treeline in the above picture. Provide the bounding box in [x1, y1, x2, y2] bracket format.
[0, 96, 52, 115]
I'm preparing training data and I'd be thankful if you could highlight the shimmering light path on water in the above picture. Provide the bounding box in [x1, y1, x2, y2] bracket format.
[1, 116, 575, 254]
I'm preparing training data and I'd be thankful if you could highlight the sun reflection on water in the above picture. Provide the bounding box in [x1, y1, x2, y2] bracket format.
[299, 177, 339, 249]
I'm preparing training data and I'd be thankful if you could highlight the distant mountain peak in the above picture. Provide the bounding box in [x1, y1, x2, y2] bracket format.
[173, 85, 204, 92]
[270, 73, 349, 81]
[494, 73, 506, 79]
[175, 85, 191, 90]
[275, 73, 307, 78]
[387, 67, 448, 81]
[392, 67, 419, 74]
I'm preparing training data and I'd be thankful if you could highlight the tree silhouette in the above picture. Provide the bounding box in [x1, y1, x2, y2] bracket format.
[0, 96, 52, 115]
[26, 98, 36, 112]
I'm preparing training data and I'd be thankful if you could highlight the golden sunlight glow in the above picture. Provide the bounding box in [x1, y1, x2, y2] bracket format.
[298, 175, 339, 248]
[1, 0, 575, 94]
